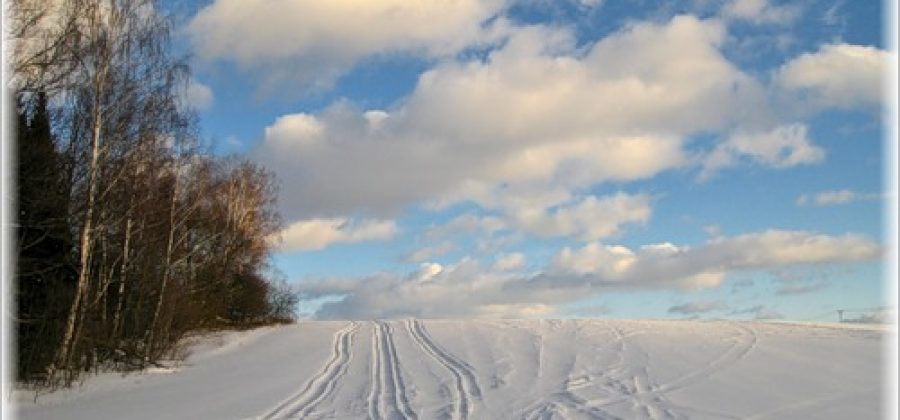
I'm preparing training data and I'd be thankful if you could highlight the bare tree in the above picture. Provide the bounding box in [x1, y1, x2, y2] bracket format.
[11, 0, 292, 387]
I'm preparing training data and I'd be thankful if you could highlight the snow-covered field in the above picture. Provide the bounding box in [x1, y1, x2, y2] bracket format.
[14, 320, 890, 419]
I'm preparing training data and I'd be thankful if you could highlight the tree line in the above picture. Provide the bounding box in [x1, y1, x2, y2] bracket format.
[10, 0, 297, 386]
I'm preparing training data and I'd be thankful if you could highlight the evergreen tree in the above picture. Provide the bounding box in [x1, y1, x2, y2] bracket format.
[15, 92, 77, 381]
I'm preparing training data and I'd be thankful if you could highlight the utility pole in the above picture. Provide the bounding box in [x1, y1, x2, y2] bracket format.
[837, 309, 844, 322]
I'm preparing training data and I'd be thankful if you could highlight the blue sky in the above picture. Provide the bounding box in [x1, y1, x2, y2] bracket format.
[169, 0, 894, 320]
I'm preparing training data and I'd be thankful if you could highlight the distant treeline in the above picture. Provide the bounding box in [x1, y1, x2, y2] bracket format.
[10, 0, 297, 386]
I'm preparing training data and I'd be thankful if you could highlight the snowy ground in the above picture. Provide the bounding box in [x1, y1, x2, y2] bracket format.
[13, 320, 890, 419]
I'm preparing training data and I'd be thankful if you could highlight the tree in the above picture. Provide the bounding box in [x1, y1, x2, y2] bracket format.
[10, 0, 293, 387]
[14, 92, 76, 381]
[49, 0, 192, 382]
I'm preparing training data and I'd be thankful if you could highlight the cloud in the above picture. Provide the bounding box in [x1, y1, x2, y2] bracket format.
[576, 0, 603, 7]
[549, 243, 639, 278]
[545, 229, 879, 290]
[187, 0, 509, 92]
[775, 43, 888, 110]
[796, 189, 879, 206]
[668, 300, 728, 315]
[185, 79, 214, 111]
[306, 257, 551, 319]
[729, 304, 783, 320]
[509, 193, 652, 241]
[820, 1, 846, 28]
[700, 124, 824, 179]
[476, 303, 560, 318]
[405, 241, 456, 263]
[298, 229, 879, 318]
[492, 252, 527, 272]
[703, 224, 722, 237]
[720, 0, 802, 25]
[425, 213, 508, 240]
[278, 217, 398, 251]
[256, 15, 767, 222]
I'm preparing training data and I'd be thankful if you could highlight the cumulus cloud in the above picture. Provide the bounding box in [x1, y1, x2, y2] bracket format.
[509, 193, 652, 241]
[700, 124, 824, 179]
[550, 243, 638, 278]
[668, 300, 728, 315]
[278, 217, 397, 251]
[720, 0, 802, 25]
[775, 43, 888, 110]
[298, 229, 879, 318]
[306, 257, 550, 319]
[796, 189, 879, 206]
[544, 229, 878, 291]
[256, 15, 766, 221]
[187, 0, 509, 91]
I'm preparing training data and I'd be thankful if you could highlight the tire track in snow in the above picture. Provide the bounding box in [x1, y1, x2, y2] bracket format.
[406, 319, 481, 419]
[262, 322, 359, 419]
[369, 321, 417, 420]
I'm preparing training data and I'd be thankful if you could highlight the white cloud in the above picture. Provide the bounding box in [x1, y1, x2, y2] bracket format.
[796, 189, 878, 206]
[187, 0, 509, 91]
[405, 241, 456, 263]
[414, 262, 445, 281]
[551, 243, 637, 277]
[492, 252, 527, 272]
[298, 229, 879, 318]
[775, 43, 888, 110]
[700, 124, 824, 179]
[425, 213, 508, 240]
[185, 79, 214, 110]
[576, 0, 603, 7]
[256, 16, 766, 222]
[509, 193, 652, 241]
[720, 0, 802, 25]
[476, 303, 558, 318]
[278, 217, 397, 251]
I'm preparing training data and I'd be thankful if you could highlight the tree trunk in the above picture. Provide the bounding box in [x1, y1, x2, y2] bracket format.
[144, 167, 179, 362]
[110, 214, 132, 341]
[53, 70, 105, 379]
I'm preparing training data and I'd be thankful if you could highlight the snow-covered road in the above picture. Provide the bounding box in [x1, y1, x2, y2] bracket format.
[15, 320, 889, 419]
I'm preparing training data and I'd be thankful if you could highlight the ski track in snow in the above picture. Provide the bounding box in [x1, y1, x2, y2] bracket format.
[580, 322, 759, 419]
[262, 321, 359, 419]
[406, 319, 482, 420]
[369, 320, 417, 420]
[17, 320, 884, 420]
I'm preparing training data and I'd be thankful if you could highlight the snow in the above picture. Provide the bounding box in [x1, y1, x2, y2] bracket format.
[13, 320, 890, 419]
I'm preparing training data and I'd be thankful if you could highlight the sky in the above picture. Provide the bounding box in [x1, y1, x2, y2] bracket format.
[166, 0, 895, 321]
